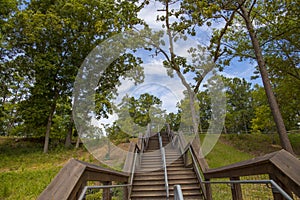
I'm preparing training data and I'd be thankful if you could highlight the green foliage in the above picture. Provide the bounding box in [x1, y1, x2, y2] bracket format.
[223, 76, 253, 133]
[250, 85, 275, 133]
[85, 190, 103, 200]
[1, 0, 145, 151]
[111, 93, 166, 138]
[107, 124, 130, 145]
[204, 135, 253, 168]
[128, 93, 163, 127]
[178, 94, 200, 131]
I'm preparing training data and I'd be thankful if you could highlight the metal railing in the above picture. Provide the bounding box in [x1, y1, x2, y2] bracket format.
[128, 147, 139, 197]
[139, 128, 151, 166]
[202, 179, 293, 200]
[174, 185, 184, 200]
[158, 132, 169, 198]
[78, 184, 130, 200]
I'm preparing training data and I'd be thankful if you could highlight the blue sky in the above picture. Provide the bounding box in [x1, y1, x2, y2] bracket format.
[137, 0, 263, 87]
[92, 0, 264, 131]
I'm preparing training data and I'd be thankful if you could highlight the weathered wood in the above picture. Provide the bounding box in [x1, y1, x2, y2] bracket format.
[269, 174, 286, 200]
[190, 137, 212, 200]
[38, 159, 86, 200]
[269, 150, 300, 197]
[230, 177, 243, 200]
[203, 150, 300, 198]
[204, 151, 277, 178]
[102, 181, 112, 200]
[204, 178, 213, 200]
[191, 137, 210, 172]
[123, 185, 129, 200]
[123, 141, 136, 172]
[38, 159, 129, 200]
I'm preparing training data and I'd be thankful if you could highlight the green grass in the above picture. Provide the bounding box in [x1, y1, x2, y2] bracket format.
[0, 137, 99, 200]
[1, 132, 299, 199]
[222, 133, 300, 156]
[205, 137, 253, 168]
[203, 133, 300, 200]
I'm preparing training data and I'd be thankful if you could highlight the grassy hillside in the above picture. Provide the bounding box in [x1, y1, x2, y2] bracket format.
[0, 133, 299, 199]
[0, 137, 100, 200]
[221, 133, 300, 156]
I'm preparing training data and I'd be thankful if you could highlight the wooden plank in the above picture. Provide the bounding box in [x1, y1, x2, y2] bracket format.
[123, 142, 136, 172]
[84, 170, 128, 182]
[269, 150, 300, 197]
[38, 159, 86, 200]
[269, 174, 286, 200]
[204, 151, 278, 179]
[78, 159, 129, 177]
[203, 150, 300, 199]
[102, 181, 112, 200]
[191, 138, 209, 172]
[205, 163, 272, 179]
[39, 159, 129, 200]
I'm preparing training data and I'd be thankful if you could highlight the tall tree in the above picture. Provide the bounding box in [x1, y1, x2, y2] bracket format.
[153, 0, 233, 135]
[184, 0, 295, 153]
[237, 0, 293, 153]
[223, 77, 253, 134]
[5, 0, 144, 152]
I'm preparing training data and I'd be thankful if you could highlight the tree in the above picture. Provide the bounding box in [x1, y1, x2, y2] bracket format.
[184, 0, 295, 153]
[251, 85, 275, 133]
[273, 76, 300, 130]
[237, 1, 293, 153]
[152, 0, 233, 135]
[223, 76, 253, 134]
[5, 0, 144, 152]
[114, 93, 166, 137]
[178, 93, 200, 133]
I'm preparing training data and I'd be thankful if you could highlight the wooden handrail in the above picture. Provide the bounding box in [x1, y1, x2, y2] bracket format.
[204, 149, 300, 198]
[165, 126, 300, 199]
[38, 159, 129, 200]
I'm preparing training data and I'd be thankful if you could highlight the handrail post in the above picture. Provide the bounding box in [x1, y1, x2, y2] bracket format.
[269, 174, 293, 200]
[205, 178, 213, 200]
[230, 177, 243, 200]
[102, 181, 112, 200]
[123, 186, 128, 200]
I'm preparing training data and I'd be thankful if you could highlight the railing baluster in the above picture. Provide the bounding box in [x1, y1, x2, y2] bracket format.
[159, 133, 169, 198]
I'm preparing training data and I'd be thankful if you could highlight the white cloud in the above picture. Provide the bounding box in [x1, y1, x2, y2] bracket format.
[138, 1, 164, 30]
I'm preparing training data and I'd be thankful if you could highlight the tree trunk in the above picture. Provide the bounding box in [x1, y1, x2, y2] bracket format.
[43, 101, 57, 153]
[188, 91, 199, 135]
[240, 6, 294, 154]
[65, 113, 73, 148]
[165, 0, 200, 136]
[75, 136, 80, 148]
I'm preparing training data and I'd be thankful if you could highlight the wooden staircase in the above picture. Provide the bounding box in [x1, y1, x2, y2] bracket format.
[130, 132, 204, 200]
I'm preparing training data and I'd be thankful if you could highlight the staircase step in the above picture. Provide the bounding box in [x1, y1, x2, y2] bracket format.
[168, 170, 195, 176]
[130, 190, 167, 198]
[134, 175, 165, 181]
[132, 185, 165, 191]
[167, 166, 193, 171]
[133, 180, 166, 186]
[131, 131, 203, 200]
[169, 179, 199, 185]
[168, 174, 197, 180]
